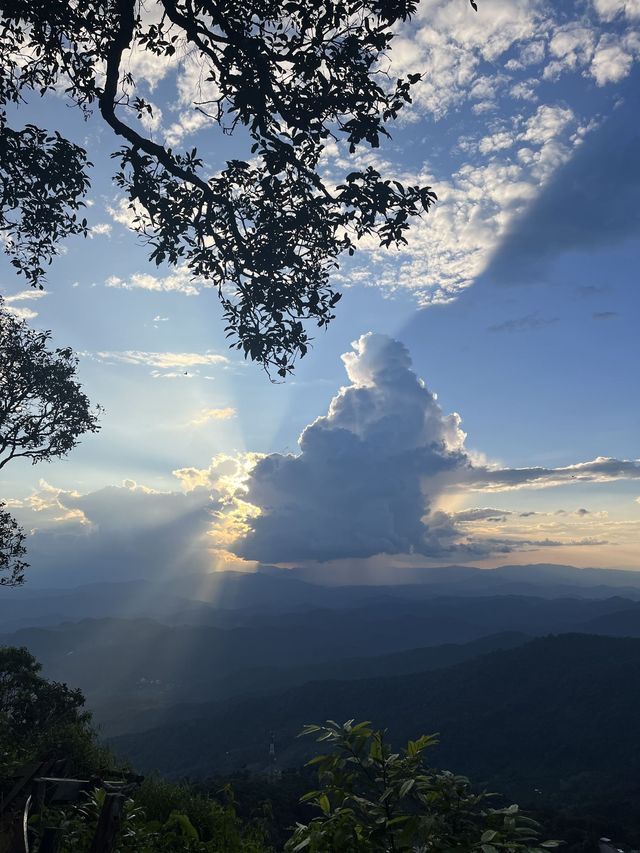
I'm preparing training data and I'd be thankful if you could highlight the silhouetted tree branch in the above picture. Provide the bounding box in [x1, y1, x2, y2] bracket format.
[0, 0, 478, 376]
[0, 502, 26, 586]
[0, 303, 101, 584]
[0, 305, 101, 471]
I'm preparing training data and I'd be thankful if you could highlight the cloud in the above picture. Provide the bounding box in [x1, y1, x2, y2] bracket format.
[225, 334, 640, 564]
[105, 267, 201, 296]
[352, 103, 590, 305]
[577, 284, 608, 297]
[592, 0, 640, 23]
[593, 311, 618, 319]
[484, 93, 640, 283]
[10, 471, 234, 585]
[9, 336, 639, 578]
[387, 0, 552, 119]
[2, 306, 38, 321]
[333, 1, 640, 305]
[488, 313, 558, 333]
[106, 197, 151, 231]
[187, 407, 236, 426]
[89, 223, 112, 238]
[1, 289, 47, 320]
[590, 31, 640, 85]
[2, 290, 47, 303]
[89, 351, 228, 369]
[98, 1, 639, 312]
[469, 456, 640, 492]
[454, 508, 512, 522]
[388, 1, 638, 116]
[230, 333, 471, 563]
[82, 350, 230, 381]
[544, 24, 596, 80]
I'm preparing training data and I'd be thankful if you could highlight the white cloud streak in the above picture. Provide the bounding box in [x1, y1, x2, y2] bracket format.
[106, 267, 201, 296]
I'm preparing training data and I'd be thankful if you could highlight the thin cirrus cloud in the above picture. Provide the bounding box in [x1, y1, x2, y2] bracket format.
[488, 314, 559, 333]
[89, 351, 228, 369]
[81, 350, 230, 381]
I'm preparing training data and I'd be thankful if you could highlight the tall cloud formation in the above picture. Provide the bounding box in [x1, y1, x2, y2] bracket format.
[234, 335, 470, 563]
[232, 333, 640, 564]
[10, 334, 640, 581]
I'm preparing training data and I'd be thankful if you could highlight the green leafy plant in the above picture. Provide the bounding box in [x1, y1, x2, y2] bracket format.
[286, 720, 560, 852]
[28, 780, 273, 852]
[0, 646, 114, 777]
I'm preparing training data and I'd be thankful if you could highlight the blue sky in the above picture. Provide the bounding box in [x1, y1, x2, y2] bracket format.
[2, 0, 639, 585]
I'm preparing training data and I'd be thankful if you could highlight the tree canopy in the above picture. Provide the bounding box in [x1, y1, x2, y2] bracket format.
[0, 0, 477, 376]
[0, 305, 101, 470]
[0, 304, 101, 584]
[0, 645, 99, 771]
[0, 502, 26, 586]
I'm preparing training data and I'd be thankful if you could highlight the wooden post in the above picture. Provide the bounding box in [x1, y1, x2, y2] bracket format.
[89, 793, 125, 853]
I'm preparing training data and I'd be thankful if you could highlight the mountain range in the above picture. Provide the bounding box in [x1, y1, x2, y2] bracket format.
[109, 632, 640, 830]
[3, 562, 640, 635]
[3, 561, 640, 839]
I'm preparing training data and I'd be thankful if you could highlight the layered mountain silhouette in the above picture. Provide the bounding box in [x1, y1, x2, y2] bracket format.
[110, 633, 640, 822]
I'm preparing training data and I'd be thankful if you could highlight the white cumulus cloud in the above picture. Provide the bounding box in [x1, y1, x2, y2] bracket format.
[225, 334, 640, 564]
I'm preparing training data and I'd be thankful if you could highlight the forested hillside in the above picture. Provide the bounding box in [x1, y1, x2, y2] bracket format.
[111, 632, 640, 838]
[4, 586, 640, 737]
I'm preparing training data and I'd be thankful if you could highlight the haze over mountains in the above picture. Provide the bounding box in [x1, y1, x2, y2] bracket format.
[3, 561, 640, 831]
[4, 562, 640, 632]
[111, 633, 640, 802]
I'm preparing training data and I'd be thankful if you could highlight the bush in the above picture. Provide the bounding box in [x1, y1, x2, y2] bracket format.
[286, 720, 560, 853]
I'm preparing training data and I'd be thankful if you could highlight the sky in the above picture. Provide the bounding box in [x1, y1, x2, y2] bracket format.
[1, 0, 639, 586]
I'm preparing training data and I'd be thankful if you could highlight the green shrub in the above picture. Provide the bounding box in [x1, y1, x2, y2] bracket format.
[286, 720, 560, 853]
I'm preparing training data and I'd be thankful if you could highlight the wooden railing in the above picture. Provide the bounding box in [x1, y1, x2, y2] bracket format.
[0, 760, 143, 853]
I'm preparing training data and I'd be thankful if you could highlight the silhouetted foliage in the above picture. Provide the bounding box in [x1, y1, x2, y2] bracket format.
[0, 305, 100, 470]
[108, 633, 640, 848]
[0, 646, 113, 775]
[28, 781, 274, 852]
[0, 0, 478, 375]
[0, 645, 618, 851]
[0, 305, 101, 583]
[0, 501, 26, 586]
[286, 720, 558, 852]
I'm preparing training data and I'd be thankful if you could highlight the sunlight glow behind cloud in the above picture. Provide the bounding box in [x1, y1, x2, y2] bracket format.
[11, 334, 640, 579]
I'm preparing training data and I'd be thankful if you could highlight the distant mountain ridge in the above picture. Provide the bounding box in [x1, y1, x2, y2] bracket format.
[2, 562, 640, 633]
[283, 561, 640, 588]
[109, 633, 640, 819]
[3, 592, 640, 737]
